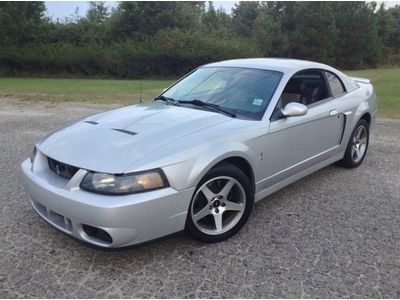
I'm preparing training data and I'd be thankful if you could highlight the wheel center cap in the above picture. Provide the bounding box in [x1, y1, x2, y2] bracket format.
[212, 200, 221, 207]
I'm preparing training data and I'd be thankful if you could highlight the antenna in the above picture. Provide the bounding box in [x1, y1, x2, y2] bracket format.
[139, 79, 142, 103]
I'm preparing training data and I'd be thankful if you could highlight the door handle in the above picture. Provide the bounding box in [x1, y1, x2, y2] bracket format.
[329, 109, 338, 116]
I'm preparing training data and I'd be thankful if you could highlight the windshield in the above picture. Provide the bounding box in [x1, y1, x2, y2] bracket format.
[162, 67, 282, 120]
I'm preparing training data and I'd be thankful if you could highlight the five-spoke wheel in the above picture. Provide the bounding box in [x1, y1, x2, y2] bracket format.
[186, 163, 253, 243]
[340, 118, 370, 168]
[191, 176, 246, 235]
[351, 125, 368, 163]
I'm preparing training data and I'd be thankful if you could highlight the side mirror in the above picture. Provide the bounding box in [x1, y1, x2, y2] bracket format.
[281, 102, 308, 117]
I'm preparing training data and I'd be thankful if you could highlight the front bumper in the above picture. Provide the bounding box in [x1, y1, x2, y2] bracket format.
[21, 157, 195, 248]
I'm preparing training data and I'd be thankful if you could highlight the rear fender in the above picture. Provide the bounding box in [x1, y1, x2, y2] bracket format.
[350, 84, 375, 134]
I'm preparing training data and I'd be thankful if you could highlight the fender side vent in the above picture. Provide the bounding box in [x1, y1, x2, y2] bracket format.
[83, 121, 98, 125]
[112, 129, 137, 136]
[339, 115, 347, 144]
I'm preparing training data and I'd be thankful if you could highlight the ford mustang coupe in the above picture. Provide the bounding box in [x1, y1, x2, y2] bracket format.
[22, 58, 377, 248]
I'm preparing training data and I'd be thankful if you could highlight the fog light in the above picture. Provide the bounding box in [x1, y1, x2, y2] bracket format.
[82, 224, 112, 244]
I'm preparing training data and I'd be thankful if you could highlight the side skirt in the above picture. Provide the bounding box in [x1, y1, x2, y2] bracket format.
[254, 153, 343, 203]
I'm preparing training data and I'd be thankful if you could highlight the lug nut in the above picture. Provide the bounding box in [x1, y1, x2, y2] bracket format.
[209, 205, 212, 210]
[215, 208, 219, 213]
[221, 202, 226, 207]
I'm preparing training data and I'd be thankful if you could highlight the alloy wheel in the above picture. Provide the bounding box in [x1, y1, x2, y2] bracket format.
[190, 176, 246, 235]
[351, 125, 368, 163]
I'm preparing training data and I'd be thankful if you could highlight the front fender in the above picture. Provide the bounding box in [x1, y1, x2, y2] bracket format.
[190, 142, 256, 188]
[162, 141, 256, 191]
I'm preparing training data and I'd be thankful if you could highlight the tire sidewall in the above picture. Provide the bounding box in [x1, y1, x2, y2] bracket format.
[343, 119, 370, 168]
[186, 162, 254, 243]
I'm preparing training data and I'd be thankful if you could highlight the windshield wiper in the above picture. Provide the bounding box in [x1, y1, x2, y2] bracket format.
[153, 95, 180, 106]
[178, 99, 236, 118]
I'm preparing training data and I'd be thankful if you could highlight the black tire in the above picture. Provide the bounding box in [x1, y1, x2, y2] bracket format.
[186, 162, 254, 243]
[339, 119, 369, 168]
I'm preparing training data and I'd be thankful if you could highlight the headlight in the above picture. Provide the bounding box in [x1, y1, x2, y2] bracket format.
[80, 169, 169, 195]
[30, 146, 38, 163]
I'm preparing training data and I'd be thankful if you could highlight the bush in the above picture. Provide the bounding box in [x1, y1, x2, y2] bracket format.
[0, 29, 261, 78]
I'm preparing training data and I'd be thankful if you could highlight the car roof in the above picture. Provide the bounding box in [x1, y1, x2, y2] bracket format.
[202, 58, 336, 74]
[202, 58, 358, 92]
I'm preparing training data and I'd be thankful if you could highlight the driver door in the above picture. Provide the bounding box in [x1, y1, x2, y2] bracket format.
[262, 70, 344, 188]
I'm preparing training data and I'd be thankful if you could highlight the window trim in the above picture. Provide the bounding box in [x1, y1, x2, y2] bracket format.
[323, 70, 347, 98]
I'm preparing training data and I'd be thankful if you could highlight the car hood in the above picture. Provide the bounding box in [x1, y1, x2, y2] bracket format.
[38, 101, 231, 173]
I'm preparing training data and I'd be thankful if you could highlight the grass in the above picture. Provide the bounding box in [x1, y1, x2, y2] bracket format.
[346, 68, 400, 118]
[0, 67, 399, 117]
[0, 77, 174, 104]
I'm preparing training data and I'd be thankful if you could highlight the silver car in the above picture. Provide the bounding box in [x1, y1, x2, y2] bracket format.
[21, 58, 377, 248]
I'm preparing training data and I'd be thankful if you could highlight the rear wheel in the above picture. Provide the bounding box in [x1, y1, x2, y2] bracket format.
[186, 163, 253, 243]
[339, 119, 369, 168]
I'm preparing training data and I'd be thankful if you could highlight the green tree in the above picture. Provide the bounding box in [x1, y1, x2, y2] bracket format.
[287, 2, 337, 64]
[109, 2, 202, 39]
[387, 5, 400, 52]
[232, 1, 260, 37]
[252, 7, 287, 57]
[0, 1, 48, 45]
[202, 2, 218, 33]
[376, 3, 396, 61]
[86, 1, 109, 24]
[201, 2, 233, 35]
[1, 0, 398, 78]
[332, 2, 381, 68]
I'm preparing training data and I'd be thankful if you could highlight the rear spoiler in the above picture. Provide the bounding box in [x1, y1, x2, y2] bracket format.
[350, 76, 371, 84]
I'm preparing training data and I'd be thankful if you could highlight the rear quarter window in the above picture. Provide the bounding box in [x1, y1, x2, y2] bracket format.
[325, 71, 346, 96]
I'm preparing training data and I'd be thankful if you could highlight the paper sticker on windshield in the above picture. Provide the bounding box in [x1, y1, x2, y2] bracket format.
[252, 98, 263, 106]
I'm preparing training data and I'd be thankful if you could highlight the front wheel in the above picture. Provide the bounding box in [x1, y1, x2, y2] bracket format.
[186, 163, 253, 243]
[339, 119, 369, 168]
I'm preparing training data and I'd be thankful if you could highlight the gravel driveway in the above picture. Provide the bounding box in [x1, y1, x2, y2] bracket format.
[0, 99, 399, 298]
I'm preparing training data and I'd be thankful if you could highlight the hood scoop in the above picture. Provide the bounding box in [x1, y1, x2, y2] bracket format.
[112, 128, 138, 136]
[83, 121, 98, 125]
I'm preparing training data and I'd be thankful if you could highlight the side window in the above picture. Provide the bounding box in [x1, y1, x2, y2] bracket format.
[325, 71, 346, 97]
[278, 70, 329, 109]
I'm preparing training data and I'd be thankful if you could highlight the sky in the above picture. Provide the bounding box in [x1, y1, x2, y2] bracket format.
[45, 1, 400, 21]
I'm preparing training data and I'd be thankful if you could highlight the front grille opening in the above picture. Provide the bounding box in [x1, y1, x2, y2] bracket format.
[32, 200, 73, 232]
[49, 211, 72, 232]
[82, 224, 113, 244]
[47, 157, 79, 179]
